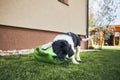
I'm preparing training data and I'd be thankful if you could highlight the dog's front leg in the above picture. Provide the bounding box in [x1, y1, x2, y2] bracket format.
[71, 54, 79, 64]
[71, 46, 79, 64]
[76, 46, 81, 61]
[71, 48, 79, 64]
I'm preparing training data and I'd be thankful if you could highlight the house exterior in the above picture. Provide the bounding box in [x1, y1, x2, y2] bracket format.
[112, 25, 120, 46]
[0, 0, 88, 50]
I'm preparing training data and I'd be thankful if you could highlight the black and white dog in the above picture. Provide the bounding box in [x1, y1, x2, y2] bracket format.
[41, 32, 93, 64]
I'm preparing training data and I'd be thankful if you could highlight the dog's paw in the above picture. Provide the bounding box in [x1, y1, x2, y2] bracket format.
[73, 62, 79, 64]
[76, 56, 82, 62]
[72, 61, 79, 64]
[76, 58, 82, 62]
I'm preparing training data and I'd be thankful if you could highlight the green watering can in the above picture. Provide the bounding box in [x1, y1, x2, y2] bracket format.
[34, 46, 64, 64]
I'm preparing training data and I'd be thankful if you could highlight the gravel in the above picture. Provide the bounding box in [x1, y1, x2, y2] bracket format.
[0, 49, 34, 56]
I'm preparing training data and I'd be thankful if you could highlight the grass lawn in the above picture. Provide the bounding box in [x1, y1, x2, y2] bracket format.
[0, 49, 120, 80]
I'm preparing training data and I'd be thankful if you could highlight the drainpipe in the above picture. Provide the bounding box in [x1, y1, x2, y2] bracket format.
[86, 0, 89, 49]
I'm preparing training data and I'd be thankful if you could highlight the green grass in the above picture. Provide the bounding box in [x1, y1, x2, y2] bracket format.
[0, 49, 120, 80]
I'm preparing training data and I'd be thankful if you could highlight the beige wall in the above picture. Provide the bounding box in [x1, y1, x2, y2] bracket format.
[0, 0, 87, 35]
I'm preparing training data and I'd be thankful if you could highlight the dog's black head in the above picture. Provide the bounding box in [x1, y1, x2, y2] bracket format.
[52, 40, 74, 61]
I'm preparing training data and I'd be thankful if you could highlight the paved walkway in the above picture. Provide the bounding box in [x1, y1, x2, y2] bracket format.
[94, 46, 120, 49]
[81, 46, 120, 52]
[80, 49, 100, 52]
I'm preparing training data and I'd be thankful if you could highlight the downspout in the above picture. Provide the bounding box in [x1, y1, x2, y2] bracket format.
[86, 0, 89, 49]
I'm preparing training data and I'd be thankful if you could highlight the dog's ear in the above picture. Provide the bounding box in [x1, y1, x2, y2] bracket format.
[52, 40, 68, 61]
[67, 46, 74, 57]
[63, 43, 74, 58]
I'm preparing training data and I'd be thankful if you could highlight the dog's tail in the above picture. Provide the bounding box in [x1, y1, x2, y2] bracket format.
[41, 42, 53, 50]
[81, 35, 94, 42]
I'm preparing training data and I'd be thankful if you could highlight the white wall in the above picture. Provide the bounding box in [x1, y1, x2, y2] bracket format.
[0, 0, 87, 35]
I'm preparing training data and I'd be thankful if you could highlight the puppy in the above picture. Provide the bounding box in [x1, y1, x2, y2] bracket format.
[41, 32, 94, 64]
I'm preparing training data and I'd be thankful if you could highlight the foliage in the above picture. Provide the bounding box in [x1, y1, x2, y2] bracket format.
[89, 0, 120, 49]
[89, 0, 120, 27]
[89, 10, 95, 27]
[0, 49, 120, 80]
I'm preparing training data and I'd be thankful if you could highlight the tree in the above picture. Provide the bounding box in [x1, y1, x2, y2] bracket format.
[89, 9, 95, 27]
[89, 0, 120, 49]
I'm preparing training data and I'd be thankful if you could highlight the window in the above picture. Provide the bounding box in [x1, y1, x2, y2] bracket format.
[58, 0, 69, 6]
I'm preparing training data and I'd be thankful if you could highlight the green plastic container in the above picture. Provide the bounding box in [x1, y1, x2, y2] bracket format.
[34, 47, 63, 64]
